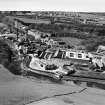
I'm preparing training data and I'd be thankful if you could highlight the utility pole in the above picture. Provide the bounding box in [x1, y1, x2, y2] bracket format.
[16, 28, 19, 40]
[14, 19, 19, 40]
[25, 27, 28, 41]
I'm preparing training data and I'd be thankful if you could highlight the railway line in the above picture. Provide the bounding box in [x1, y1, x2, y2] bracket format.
[22, 65, 105, 85]
[63, 75, 105, 84]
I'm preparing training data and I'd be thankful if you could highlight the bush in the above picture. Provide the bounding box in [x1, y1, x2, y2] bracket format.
[81, 36, 105, 52]
[8, 63, 21, 75]
[0, 40, 21, 75]
[1, 59, 9, 68]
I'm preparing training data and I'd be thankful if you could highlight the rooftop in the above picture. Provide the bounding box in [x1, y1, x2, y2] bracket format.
[14, 17, 51, 24]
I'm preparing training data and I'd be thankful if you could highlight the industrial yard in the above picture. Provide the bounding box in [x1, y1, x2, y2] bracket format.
[1, 11, 105, 105]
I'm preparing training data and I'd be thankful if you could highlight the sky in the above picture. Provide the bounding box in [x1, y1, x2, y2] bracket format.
[0, 0, 105, 12]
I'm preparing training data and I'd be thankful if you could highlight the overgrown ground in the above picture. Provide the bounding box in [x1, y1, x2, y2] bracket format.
[58, 37, 85, 49]
[0, 39, 21, 75]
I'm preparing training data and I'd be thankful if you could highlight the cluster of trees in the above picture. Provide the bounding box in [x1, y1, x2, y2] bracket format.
[0, 40, 21, 75]
[51, 32, 96, 39]
[81, 36, 105, 52]
[29, 23, 69, 32]
[0, 13, 14, 34]
[30, 22, 105, 52]
[29, 22, 105, 37]
[28, 22, 105, 52]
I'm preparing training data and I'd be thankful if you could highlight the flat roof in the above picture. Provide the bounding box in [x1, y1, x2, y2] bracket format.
[66, 49, 88, 53]
[14, 17, 51, 24]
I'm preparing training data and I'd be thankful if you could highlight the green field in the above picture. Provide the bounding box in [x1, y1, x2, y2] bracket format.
[58, 37, 85, 49]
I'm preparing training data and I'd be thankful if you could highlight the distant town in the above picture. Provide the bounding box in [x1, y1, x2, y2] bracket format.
[2, 11, 105, 26]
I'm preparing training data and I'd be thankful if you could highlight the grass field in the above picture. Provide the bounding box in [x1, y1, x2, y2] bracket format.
[58, 37, 85, 49]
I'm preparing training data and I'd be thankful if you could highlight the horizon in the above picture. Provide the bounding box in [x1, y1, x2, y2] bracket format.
[0, 0, 105, 12]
